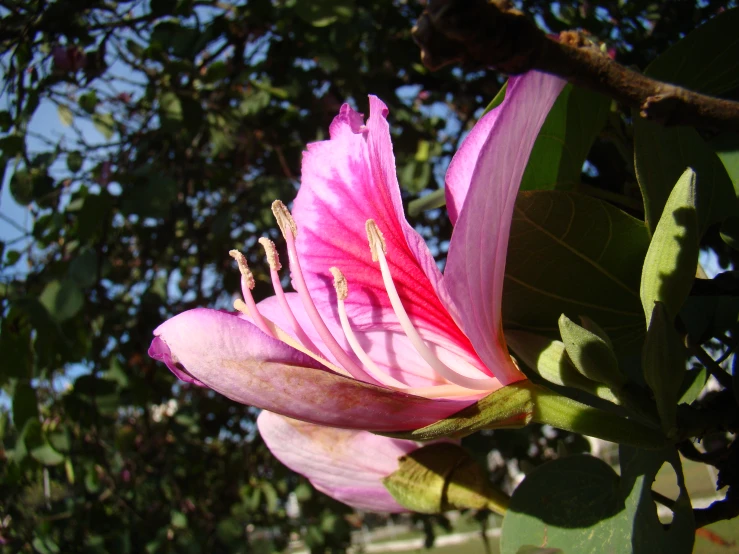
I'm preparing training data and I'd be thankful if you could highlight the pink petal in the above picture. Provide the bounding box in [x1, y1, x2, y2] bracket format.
[444, 72, 566, 385]
[292, 97, 480, 366]
[445, 104, 501, 226]
[258, 293, 494, 386]
[258, 411, 414, 512]
[150, 308, 475, 431]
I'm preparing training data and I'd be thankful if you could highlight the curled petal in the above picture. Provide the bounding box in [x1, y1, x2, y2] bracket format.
[444, 72, 566, 384]
[292, 97, 478, 361]
[151, 308, 475, 431]
[258, 411, 416, 512]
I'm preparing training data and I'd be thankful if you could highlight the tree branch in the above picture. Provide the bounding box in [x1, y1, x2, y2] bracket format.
[412, 0, 739, 132]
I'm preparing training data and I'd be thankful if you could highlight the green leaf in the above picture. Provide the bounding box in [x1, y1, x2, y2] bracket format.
[500, 447, 694, 554]
[171, 510, 187, 529]
[642, 302, 687, 435]
[78, 91, 99, 114]
[506, 331, 620, 404]
[92, 113, 115, 139]
[120, 174, 177, 219]
[32, 536, 61, 554]
[382, 443, 509, 515]
[408, 188, 446, 216]
[710, 133, 739, 195]
[558, 314, 625, 388]
[634, 119, 736, 234]
[159, 91, 183, 123]
[295, 0, 354, 27]
[720, 216, 739, 250]
[12, 382, 38, 429]
[31, 443, 65, 466]
[57, 104, 73, 126]
[39, 279, 84, 322]
[482, 81, 507, 115]
[520, 84, 610, 192]
[503, 192, 649, 354]
[640, 168, 700, 322]
[66, 151, 83, 173]
[10, 167, 34, 205]
[679, 367, 707, 405]
[68, 249, 99, 288]
[643, 8, 739, 96]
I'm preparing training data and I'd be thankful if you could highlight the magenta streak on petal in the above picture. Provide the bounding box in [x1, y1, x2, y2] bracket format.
[153, 308, 475, 430]
[292, 97, 489, 376]
[280, 220, 383, 386]
[444, 71, 567, 385]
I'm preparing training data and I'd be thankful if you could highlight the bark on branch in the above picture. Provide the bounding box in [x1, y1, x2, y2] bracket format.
[412, 0, 739, 132]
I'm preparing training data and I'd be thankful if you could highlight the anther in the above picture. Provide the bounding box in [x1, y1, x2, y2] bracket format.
[229, 249, 255, 289]
[258, 238, 282, 271]
[330, 267, 348, 301]
[272, 200, 298, 239]
[229, 249, 274, 338]
[365, 219, 386, 262]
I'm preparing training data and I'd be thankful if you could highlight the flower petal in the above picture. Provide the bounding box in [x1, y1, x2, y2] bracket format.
[258, 411, 414, 512]
[257, 293, 493, 386]
[151, 308, 476, 430]
[292, 97, 477, 360]
[444, 72, 566, 385]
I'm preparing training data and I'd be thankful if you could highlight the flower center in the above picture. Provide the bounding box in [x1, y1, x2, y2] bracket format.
[230, 200, 495, 396]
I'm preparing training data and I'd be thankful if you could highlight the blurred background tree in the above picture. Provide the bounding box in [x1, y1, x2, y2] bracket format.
[0, 0, 734, 552]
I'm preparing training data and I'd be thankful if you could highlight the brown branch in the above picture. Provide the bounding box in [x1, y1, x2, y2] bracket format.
[412, 0, 739, 132]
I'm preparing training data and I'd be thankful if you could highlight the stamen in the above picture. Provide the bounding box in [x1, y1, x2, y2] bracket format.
[259, 237, 321, 356]
[366, 219, 386, 262]
[331, 267, 408, 389]
[229, 249, 274, 338]
[271, 201, 383, 386]
[365, 220, 499, 391]
[272, 200, 298, 239]
[234, 299, 352, 378]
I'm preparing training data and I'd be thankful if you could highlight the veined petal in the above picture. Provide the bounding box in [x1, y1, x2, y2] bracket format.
[445, 103, 502, 226]
[151, 308, 475, 430]
[258, 411, 414, 512]
[292, 97, 478, 360]
[258, 293, 494, 386]
[444, 72, 566, 385]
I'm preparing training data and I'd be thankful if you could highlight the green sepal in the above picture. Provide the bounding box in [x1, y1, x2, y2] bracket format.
[558, 314, 626, 389]
[384, 381, 665, 449]
[381, 442, 509, 515]
[642, 302, 687, 436]
[640, 168, 700, 323]
[506, 331, 620, 404]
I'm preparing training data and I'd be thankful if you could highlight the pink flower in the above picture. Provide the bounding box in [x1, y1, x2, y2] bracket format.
[52, 45, 87, 72]
[258, 410, 423, 512]
[149, 71, 565, 432]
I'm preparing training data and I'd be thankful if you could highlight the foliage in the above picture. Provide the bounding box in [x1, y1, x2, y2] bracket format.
[1, 0, 738, 552]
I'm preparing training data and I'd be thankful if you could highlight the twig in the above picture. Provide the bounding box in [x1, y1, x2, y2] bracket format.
[690, 343, 735, 390]
[412, 0, 739, 132]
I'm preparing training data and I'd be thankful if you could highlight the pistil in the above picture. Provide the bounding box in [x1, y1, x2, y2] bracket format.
[365, 219, 499, 391]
